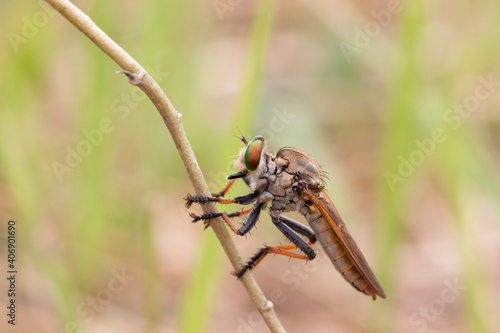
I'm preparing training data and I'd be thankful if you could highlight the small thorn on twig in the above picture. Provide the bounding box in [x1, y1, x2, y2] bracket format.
[262, 300, 274, 312]
[116, 69, 145, 85]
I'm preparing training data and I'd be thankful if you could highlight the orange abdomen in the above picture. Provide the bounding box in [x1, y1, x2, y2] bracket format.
[307, 215, 377, 298]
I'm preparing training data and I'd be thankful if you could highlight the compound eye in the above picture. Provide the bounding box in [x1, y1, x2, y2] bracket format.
[245, 138, 263, 171]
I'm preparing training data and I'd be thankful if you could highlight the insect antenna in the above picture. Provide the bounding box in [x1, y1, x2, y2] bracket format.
[234, 127, 248, 145]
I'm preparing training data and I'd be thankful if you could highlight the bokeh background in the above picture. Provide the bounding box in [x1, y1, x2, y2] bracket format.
[1, 0, 500, 332]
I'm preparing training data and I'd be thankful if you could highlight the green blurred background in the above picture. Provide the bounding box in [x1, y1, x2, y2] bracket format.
[1, 0, 499, 332]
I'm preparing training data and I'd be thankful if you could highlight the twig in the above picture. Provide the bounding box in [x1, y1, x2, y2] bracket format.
[44, 0, 285, 332]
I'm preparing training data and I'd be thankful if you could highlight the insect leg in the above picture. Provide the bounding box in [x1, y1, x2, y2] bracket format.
[215, 178, 237, 197]
[213, 170, 248, 197]
[184, 178, 237, 209]
[237, 203, 263, 235]
[234, 217, 316, 278]
[227, 170, 247, 180]
[185, 171, 244, 208]
[184, 191, 259, 207]
[271, 216, 316, 259]
[190, 202, 262, 235]
[278, 216, 317, 244]
[233, 243, 314, 278]
[190, 207, 254, 234]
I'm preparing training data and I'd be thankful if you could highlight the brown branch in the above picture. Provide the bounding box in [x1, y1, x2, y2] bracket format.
[44, 0, 285, 332]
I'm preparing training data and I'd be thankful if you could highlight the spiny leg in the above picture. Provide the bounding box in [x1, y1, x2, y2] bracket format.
[278, 216, 317, 244]
[236, 203, 263, 235]
[185, 173, 261, 234]
[214, 178, 236, 198]
[234, 215, 317, 277]
[184, 190, 259, 208]
[190, 203, 263, 236]
[233, 244, 313, 278]
[184, 171, 247, 208]
[190, 207, 253, 234]
[273, 216, 317, 257]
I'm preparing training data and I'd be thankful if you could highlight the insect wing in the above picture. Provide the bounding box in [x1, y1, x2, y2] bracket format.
[303, 187, 386, 299]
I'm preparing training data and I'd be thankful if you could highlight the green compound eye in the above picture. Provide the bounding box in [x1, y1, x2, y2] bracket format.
[244, 137, 263, 171]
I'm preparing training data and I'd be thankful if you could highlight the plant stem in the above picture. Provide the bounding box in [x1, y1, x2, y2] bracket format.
[44, 0, 285, 332]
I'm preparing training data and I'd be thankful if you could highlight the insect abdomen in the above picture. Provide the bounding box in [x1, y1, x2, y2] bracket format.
[307, 215, 373, 296]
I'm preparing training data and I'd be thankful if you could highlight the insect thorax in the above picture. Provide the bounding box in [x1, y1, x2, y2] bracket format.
[243, 149, 324, 221]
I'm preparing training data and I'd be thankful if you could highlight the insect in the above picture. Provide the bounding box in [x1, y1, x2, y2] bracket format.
[185, 136, 386, 300]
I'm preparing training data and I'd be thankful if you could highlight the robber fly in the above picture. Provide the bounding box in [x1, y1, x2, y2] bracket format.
[185, 136, 386, 300]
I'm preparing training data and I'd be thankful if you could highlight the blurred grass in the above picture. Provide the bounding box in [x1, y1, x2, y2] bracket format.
[372, 1, 424, 330]
[373, 2, 497, 333]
